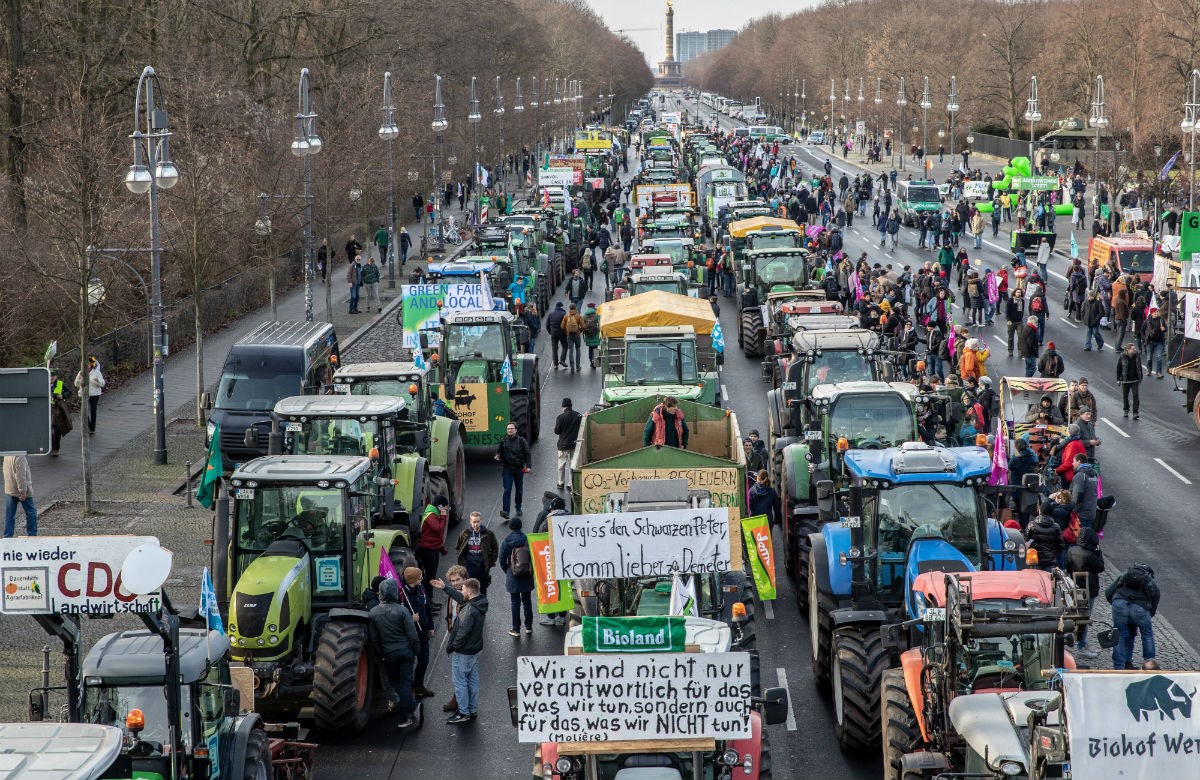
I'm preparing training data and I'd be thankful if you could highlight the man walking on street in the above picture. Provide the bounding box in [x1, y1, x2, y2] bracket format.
[499, 518, 535, 636]
[1117, 343, 1143, 419]
[495, 422, 531, 519]
[1106, 564, 1160, 670]
[345, 233, 363, 263]
[455, 512, 498, 594]
[554, 398, 582, 490]
[374, 224, 390, 269]
[367, 578, 419, 728]
[431, 575, 488, 723]
[1144, 308, 1167, 377]
[362, 256, 383, 312]
[562, 304, 585, 372]
[1082, 291, 1105, 351]
[546, 302, 568, 369]
[346, 254, 363, 314]
[440, 565, 468, 713]
[1019, 316, 1040, 377]
[567, 268, 588, 310]
[3, 455, 36, 537]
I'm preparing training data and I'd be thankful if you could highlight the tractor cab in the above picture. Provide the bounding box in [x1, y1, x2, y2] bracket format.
[639, 237, 700, 275]
[742, 247, 810, 293]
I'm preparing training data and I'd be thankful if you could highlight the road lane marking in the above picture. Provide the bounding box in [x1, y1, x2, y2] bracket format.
[776, 668, 798, 731]
[721, 384, 730, 402]
[1155, 457, 1193, 485]
[762, 600, 775, 621]
[1099, 416, 1131, 438]
[1058, 317, 1079, 328]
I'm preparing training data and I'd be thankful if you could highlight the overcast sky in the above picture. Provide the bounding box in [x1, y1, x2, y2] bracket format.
[583, 0, 817, 66]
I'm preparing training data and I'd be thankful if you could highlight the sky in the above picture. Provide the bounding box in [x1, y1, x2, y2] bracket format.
[583, 0, 816, 67]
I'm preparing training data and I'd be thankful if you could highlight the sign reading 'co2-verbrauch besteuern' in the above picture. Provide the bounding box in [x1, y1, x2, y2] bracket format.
[0, 536, 165, 615]
[515, 652, 752, 743]
[549, 508, 731, 580]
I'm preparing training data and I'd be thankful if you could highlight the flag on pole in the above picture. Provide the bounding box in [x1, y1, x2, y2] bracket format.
[501, 356, 514, 388]
[195, 423, 223, 509]
[989, 417, 1009, 487]
[200, 567, 225, 633]
[479, 269, 496, 312]
[1160, 150, 1182, 181]
[669, 574, 699, 617]
[413, 350, 427, 371]
[43, 341, 57, 367]
[1070, 232, 1079, 259]
[711, 321, 725, 353]
[379, 549, 400, 582]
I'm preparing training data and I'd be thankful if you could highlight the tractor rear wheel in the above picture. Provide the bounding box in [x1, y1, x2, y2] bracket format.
[536, 275, 549, 315]
[881, 668, 922, 780]
[741, 308, 765, 358]
[758, 728, 773, 778]
[447, 437, 467, 525]
[832, 625, 888, 752]
[313, 620, 374, 733]
[528, 380, 541, 443]
[510, 394, 532, 442]
[793, 517, 819, 609]
[807, 548, 835, 694]
[240, 728, 271, 780]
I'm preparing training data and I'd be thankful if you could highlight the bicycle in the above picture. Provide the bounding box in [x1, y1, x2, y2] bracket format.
[439, 215, 463, 245]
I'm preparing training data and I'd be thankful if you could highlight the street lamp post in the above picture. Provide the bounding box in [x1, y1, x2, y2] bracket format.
[515, 78, 525, 196]
[530, 77, 540, 188]
[290, 68, 321, 323]
[896, 77, 908, 171]
[124, 66, 180, 466]
[1089, 75, 1109, 219]
[874, 77, 882, 153]
[1023, 75, 1041, 166]
[495, 76, 506, 195]
[843, 78, 851, 139]
[829, 79, 836, 137]
[469, 76, 481, 222]
[919, 76, 931, 177]
[947, 76, 959, 163]
[379, 72, 400, 288]
[1182, 69, 1200, 211]
[432, 74, 449, 252]
[801, 80, 806, 135]
[857, 77, 864, 150]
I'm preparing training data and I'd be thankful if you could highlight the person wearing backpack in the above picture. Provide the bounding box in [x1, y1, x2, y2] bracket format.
[499, 517, 535, 637]
[1106, 564, 1161, 670]
[562, 303, 585, 372]
[582, 302, 601, 368]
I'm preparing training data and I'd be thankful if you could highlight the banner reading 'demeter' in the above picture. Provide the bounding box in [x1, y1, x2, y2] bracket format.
[0, 536, 165, 615]
[549, 508, 731, 580]
[1064, 671, 1200, 780]
[516, 652, 752, 743]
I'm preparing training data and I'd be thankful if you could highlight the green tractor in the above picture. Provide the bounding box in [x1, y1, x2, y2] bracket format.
[472, 221, 555, 310]
[737, 246, 812, 357]
[432, 309, 541, 448]
[213, 454, 415, 732]
[332, 360, 468, 525]
[271, 394, 435, 537]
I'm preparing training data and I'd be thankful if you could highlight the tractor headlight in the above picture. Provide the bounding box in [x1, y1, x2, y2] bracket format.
[719, 749, 740, 766]
[269, 635, 279, 645]
[555, 757, 573, 774]
[847, 546, 862, 559]
[268, 624, 278, 633]
[229, 622, 237, 632]
[1004, 539, 1017, 551]
[998, 761, 1023, 776]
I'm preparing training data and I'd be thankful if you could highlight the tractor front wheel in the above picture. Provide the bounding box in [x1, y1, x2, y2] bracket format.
[313, 620, 374, 733]
[807, 548, 835, 694]
[881, 668, 922, 780]
[741, 308, 765, 358]
[832, 625, 888, 752]
[240, 728, 271, 780]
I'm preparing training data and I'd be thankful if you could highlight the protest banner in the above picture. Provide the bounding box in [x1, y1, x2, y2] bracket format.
[549, 508, 732, 580]
[0, 536, 167, 615]
[515, 652, 752, 743]
[580, 616, 686, 654]
[741, 514, 777, 600]
[577, 466, 740, 514]
[529, 532, 574, 614]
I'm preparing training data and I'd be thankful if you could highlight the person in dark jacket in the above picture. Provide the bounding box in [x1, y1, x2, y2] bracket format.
[1069, 458, 1098, 526]
[361, 574, 386, 612]
[554, 398, 582, 490]
[368, 578, 420, 727]
[499, 517, 535, 636]
[522, 303, 541, 353]
[431, 575, 488, 723]
[643, 396, 689, 448]
[1106, 564, 1160, 670]
[747, 470, 781, 528]
[402, 567, 436, 698]
[495, 422, 531, 519]
[1116, 342, 1143, 418]
[546, 302, 568, 369]
[1037, 341, 1065, 378]
[1006, 439, 1040, 523]
[1024, 504, 1064, 571]
[1018, 316, 1040, 377]
[1005, 295, 1027, 356]
[456, 511, 499, 594]
[1065, 527, 1104, 658]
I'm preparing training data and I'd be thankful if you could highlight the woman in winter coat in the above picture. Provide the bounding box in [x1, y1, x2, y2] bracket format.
[74, 356, 106, 434]
[1024, 504, 1065, 571]
[1065, 527, 1105, 656]
[498, 518, 535, 636]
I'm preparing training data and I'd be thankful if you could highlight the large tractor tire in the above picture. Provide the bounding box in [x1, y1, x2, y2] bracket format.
[759, 728, 774, 778]
[510, 394, 533, 443]
[832, 625, 888, 752]
[312, 620, 374, 733]
[741, 308, 766, 358]
[807, 548, 835, 694]
[536, 275, 550, 315]
[446, 435, 467, 525]
[881, 668, 922, 780]
[240, 728, 271, 780]
[793, 516, 820, 609]
[528, 380, 541, 443]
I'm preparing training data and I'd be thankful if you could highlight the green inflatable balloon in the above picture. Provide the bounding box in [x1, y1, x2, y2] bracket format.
[991, 156, 1033, 191]
[977, 201, 994, 213]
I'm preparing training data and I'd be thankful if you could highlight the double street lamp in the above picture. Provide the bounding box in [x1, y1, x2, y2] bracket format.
[896, 77, 908, 171]
[378, 72, 400, 288]
[947, 76, 960, 161]
[495, 76, 505, 194]
[290, 68, 321, 323]
[124, 65, 180, 466]
[919, 76, 931, 176]
[469, 76, 481, 222]
[1182, 69, 1200, 210]
[1023, 75, 1042, 165]
[874, 77, 882, 151]
[432, 74, 449, 251]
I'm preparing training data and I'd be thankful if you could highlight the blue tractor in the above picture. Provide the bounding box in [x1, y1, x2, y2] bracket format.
[805, 441, 1024, 752]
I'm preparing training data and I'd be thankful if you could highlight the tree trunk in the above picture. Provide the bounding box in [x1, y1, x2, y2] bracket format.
[194, 289, 205, 426]
[77, 254, 93, 514]
[5, 0, 27, 228]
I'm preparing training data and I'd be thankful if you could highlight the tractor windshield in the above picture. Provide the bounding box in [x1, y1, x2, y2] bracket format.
[650, 241, 689, 267]
[806, 351, 877, 392]
[749, 232, 801, 250]
[827, 394, 915, 448]
[345, 379, 409, 397]
[631, 278, 687, 296]
[394, 420, 426, 455]
[625, 340, 698, 385]
[445, 323, 508, 363]
[753, 253, 808, 288]
[874, 483, 984, 566]
[960, 632, 1057, 693]
[289, 419, 376, 456]
[84, 684, 192, 754]
[235, 485, 348, 558]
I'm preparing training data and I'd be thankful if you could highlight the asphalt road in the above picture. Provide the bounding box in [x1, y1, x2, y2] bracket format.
[315, 95, 1200, 780]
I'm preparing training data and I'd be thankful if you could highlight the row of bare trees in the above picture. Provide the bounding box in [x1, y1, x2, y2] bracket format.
[687, 0, 1200, 162]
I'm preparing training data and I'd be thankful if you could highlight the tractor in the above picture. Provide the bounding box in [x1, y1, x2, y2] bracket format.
[758, 296, 855, 384]
[213, 454, 416, 732]
[737, 247, 814, 357]
[806, 443, 1025, 751]
[775, 381, 922, 597]
[332, 360, 468, 524]
[271, 394, 435, 538]
[432, 309, 541, 448]
[880, 569, 1089, 780]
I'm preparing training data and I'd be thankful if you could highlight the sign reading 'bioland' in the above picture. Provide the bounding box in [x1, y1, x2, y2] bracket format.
[1064, 671, 1200, 780]
[549, 508, 731, 580]
[0, 536, 167, 615]
[581, 616, 686, 654]
[515, 652, 752, 743]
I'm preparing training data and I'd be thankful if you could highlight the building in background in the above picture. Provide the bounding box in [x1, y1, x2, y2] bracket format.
[675, 28, 737, 62]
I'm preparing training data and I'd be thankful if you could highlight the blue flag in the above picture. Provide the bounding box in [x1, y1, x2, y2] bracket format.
[1160, 150, 1182, 182]
[200, 567, 224, 634]
[413, 350, 428, 370]
[1070, 232, 1079, 259]
[711, 321, 725, 354]
[501, 356, 514, 387]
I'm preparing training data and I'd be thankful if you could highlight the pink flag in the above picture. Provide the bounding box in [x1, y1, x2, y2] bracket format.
[848, 270, 862, 301]
[947, 324, 957, 358]
[379, 550, 400, 582]
[989, 417, 1008, 486]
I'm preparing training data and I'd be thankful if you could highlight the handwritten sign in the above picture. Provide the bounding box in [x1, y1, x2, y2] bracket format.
[515, 652, 752, 743]
[1186, 293, 1200, 342]
[0, 536, 165, 615]
[550, 508, 731, 580]
[578, 467, 740, 515]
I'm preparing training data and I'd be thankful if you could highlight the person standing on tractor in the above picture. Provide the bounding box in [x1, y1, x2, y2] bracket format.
[416, 496, 450, 603]
[554, 398, 582, 491]
[643, 396, 689, 448]
[495, 423, 531, 519]
[368, 578, 420, 729]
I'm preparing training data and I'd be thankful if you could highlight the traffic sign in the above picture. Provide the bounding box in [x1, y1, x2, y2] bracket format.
[0, 367, 50, 455]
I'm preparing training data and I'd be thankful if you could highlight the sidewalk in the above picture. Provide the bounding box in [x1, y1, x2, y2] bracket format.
[33, 210, 455, 504]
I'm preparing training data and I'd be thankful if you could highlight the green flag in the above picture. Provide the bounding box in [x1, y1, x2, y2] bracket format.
[196, 422, 222, 509]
